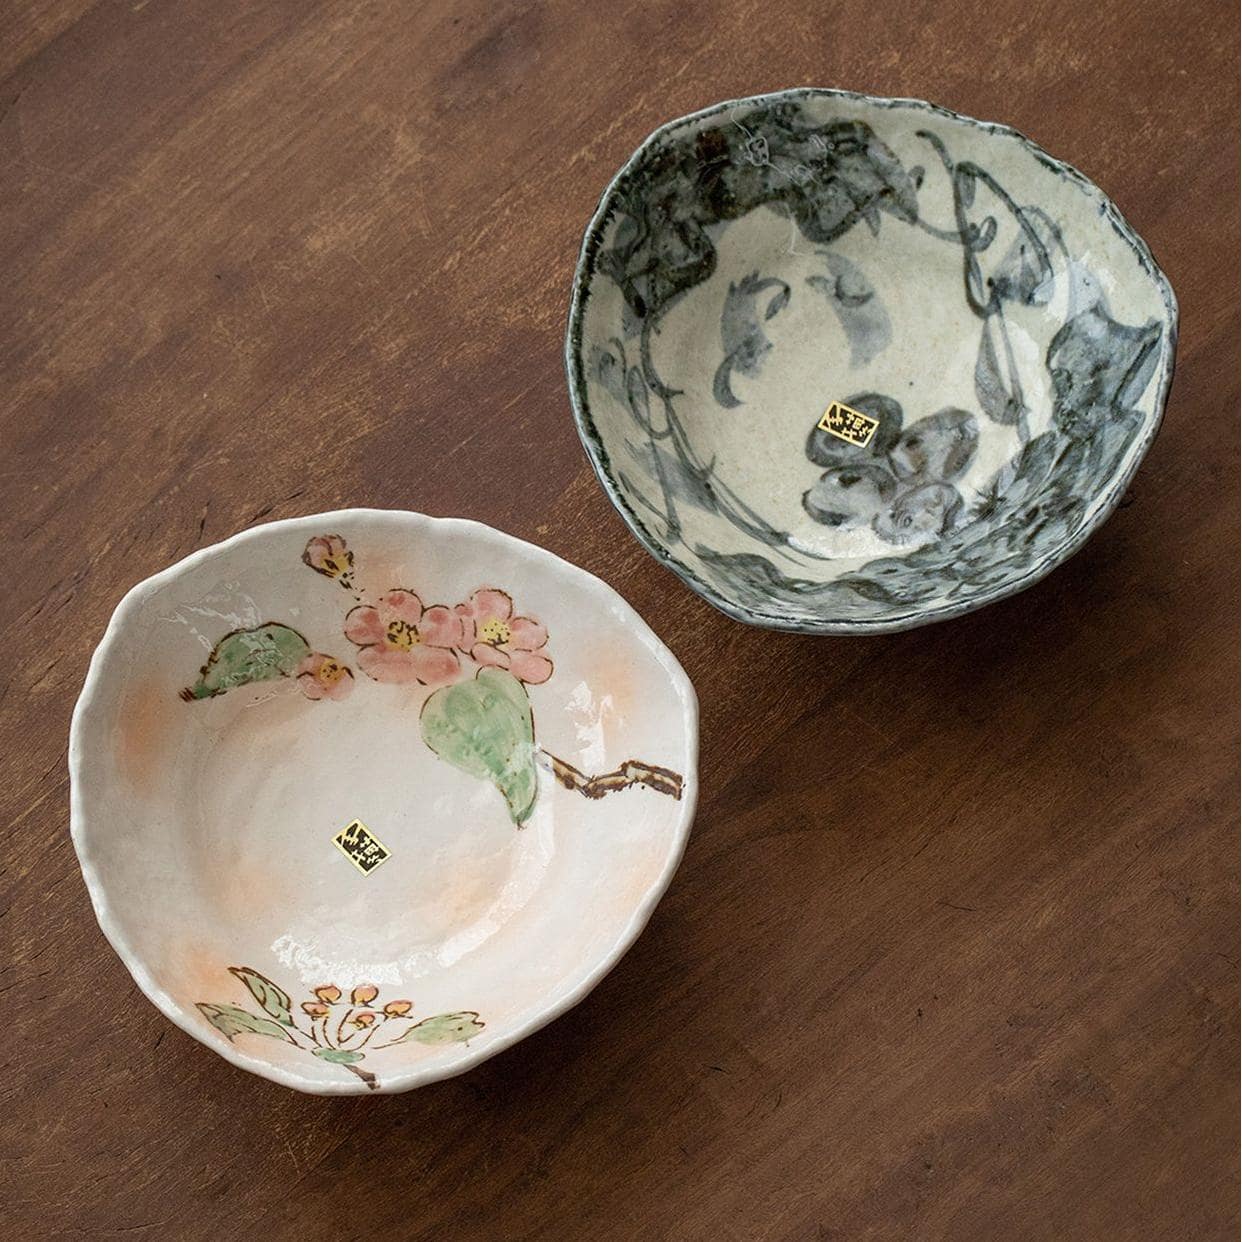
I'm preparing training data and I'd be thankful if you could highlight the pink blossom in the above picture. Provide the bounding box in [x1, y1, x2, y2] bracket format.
[455, 589, 553, 685]
[344, 590, 462, 686]
[302, 535, 354, 584]
[296, 653, 354, 701]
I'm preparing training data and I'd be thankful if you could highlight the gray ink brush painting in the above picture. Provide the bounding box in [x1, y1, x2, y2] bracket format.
[566, 89, 1177, 633]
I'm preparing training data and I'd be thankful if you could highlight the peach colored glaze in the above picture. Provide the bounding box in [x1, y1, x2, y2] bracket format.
[70, 511, 698, 1094]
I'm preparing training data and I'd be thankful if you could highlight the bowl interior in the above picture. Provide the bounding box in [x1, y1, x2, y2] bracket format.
[569, 91, 1175, 631]
[72, 512, 696, 1093]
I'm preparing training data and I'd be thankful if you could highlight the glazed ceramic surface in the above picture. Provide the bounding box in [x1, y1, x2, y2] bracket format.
[567, 89, 1177, 633]
[70, 511, 698, 1094]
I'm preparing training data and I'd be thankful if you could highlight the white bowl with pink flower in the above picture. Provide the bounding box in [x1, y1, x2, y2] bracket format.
[70, 510, 698, 1094]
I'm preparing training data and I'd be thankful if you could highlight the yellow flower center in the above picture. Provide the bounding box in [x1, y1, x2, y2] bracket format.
[322, 554, 349, 578]
[385, 620, 420, 650]
[478, 617, 511, 646]
[318, 659, 346, 685]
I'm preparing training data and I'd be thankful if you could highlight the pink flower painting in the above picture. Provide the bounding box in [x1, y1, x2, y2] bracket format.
[295, 652, 355, 701]
[344, 590, 462, 686]
[302, 535, 354, 587]
[455, 589, 553, 685]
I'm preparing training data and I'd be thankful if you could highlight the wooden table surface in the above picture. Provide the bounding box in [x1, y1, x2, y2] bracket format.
[2, 1, 1237, 1237]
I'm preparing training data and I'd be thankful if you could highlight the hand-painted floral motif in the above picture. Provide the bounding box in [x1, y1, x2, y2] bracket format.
[198, 966, 484, 1090]
[179, 623, 352, 703]
[455, 588, 553, 685]
[178, 535, 684, 827]
[295, 652, 354, 701]
[345, 590, 462, 686]
[302, 534, 355, 589]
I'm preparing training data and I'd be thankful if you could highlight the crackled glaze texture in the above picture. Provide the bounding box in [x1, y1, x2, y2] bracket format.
[567, 90, 1177, 633]
[70, 511, 698, 1094]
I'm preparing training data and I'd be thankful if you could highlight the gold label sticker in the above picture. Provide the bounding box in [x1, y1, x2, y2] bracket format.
[332, 819, 391, 875]
[818, 400, 879, 448]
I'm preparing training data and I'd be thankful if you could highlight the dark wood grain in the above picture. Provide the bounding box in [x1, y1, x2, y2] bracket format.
[2, 1, 1237, 1237]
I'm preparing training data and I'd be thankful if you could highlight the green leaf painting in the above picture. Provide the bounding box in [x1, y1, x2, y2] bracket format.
[420, 668, 538, 826]
[196, 1002, 292, 1044]
[179, 623, 311, 701]
[387, 1012, 485, 1046]
[313, 1047, 365, 1064]
[228, 966, 294, 1026]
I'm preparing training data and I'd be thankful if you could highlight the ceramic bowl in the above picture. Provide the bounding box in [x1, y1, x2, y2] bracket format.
[567, 89, 1177, 633]
[70, 511, 698, 1094]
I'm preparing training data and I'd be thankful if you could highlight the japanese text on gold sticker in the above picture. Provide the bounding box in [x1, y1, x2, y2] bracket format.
[818, 400, 879, 448]
[332, 819, 391, 875]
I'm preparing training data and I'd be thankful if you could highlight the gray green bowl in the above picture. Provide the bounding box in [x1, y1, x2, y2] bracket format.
[566, 89, 1177, 633]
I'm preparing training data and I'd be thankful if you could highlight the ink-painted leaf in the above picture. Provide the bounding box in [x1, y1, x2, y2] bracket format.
[763, 282, 791, 320]
[622, 446, 718, 516]
[975, 316, 1026, 426]
[1047, 305, 1162, 437]
[625, 365, 651, 426]
[228, 966, 294, 1026]
[420, 669, 538, 826]
[181, 623, 311, 701]
[712, 274, 789, 409]
[313, 1047, 364, 1064]
[389, 1012, 485, 1045]
[803, 463, 895, 529]
[197, 1002, 290, 1043]
[805, 254, 891, 368]
[888, 409, 979, 484]
[992, 213, 1055, 305]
